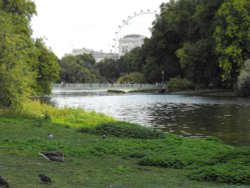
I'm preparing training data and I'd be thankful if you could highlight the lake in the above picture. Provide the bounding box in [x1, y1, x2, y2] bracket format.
[51, 90, 250, 146]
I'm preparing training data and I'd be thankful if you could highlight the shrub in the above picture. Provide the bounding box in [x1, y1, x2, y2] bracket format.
[167, 77, 195, 92]
[117, 72, 146, 83]
[189, 147, 250, 184]
[236, 59, 250, 97]
[79, 122, 165, 139]
[189, 165, 250, 184]
[137, 137, 232, 169]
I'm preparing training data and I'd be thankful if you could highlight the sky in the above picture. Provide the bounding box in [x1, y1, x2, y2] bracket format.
[31, 0, 167, 58]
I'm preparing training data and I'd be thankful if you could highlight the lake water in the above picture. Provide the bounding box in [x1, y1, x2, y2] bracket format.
[51, 90, 250, 146]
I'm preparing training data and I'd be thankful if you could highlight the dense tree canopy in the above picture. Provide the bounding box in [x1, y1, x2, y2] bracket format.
[33, 39, 60, 95]
[96, 0, 249, 90]
[0, 0, 60, 108]
[214, 0, 250, 83]
[59, 54, 98, 83]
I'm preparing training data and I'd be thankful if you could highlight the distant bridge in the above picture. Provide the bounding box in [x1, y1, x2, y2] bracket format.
[53, 83, 166, 93]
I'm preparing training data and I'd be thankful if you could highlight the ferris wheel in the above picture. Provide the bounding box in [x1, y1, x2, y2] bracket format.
[110, 9, 158, 53]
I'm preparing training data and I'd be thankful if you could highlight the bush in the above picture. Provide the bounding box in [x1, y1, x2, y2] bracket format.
[79, 122, 165, 139]
[167, 77, 195, 92]
[117, 72, 146, 83]
[189, 147, 250, 184]
[236, 59, 250, 97]
[189, 165, 250, 184]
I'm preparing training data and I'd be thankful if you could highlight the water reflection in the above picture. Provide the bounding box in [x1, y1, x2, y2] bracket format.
[51, 90, 250, 146]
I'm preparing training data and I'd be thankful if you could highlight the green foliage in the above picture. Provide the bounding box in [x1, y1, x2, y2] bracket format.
[142, 0, 200, 83]
[173, 0, 223, 87]
[214, 0, 250, 83]
[236, 59, 250, 97]
[94, 0, 249, 88]
[118, 47, 146, 74]
[0, 106, 250, 185]
[19, 101, 115, 127]
[80, 122, 165, 139]
[137, 137, 231, 168]
[0, 1, 60, 108]
[0, 115, 232, 188]
[0, 0, 36, 20]
[176, 39, 221, 86]
[95, 58, 119, 82]
[32, 39, 60, 95]
[59, 54, 99, 83]
[96, 47, 147, 82]
[167, 77, 195, 92]
[189, 147, 250, 184]
[117, 72, 146, 83]
[0, 10, 34, 108]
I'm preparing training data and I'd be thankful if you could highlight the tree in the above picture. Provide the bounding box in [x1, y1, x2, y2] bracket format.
[0, 0, 36, 107]
[175, 0, 224, 87]
[59, 55, 98, 83]
[95, 58, 120, 82]
[0, 0, 60, 107]
[33, 39, 60, 95]
[142, 0, 198, 83]
[214, 0, 250, 84]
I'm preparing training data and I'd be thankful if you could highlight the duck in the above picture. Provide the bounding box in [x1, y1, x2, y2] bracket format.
[39, 151, 64, 162]
[0, 176, 9, 188]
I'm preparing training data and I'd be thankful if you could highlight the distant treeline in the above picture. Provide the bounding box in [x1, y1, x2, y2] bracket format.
[59, 0, 250, 91]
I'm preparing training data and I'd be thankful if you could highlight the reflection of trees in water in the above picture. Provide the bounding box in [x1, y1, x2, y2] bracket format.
[149, 103, 250, 146]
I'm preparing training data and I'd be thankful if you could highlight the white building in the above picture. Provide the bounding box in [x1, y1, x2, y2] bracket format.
[65, 34, 145, 61]
[119, 34, 145, 56]
[65, 48, 120, 63]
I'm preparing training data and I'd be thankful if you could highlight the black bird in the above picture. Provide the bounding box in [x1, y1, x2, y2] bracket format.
[0, 176, 9, 188]
[39, 174, 52, 184]
[39, 151, 64, 162]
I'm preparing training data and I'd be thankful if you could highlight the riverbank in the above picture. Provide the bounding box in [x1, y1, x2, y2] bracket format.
[168, 89, 236, 97]
[0, 101, 249, 187]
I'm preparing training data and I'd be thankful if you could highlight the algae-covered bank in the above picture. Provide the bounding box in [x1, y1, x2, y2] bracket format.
[0, 101, 249, 188]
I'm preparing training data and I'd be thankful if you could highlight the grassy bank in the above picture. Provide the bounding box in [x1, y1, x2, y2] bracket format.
[0, 101, 249, 187]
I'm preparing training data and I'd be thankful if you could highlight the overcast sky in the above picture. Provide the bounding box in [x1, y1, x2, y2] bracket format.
[31, 0, 167, 58]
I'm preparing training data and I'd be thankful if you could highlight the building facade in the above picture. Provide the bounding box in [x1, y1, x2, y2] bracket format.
[118, 34, 145, 56]
[65, 34, 145, 61]
[65, 48, 120, 63]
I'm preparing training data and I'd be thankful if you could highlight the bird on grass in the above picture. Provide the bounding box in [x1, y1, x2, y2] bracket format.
[39, 151, 64, 162]
[39, 174, 52, 184]
[0, 176, 9, 188]
[102, 134, 107, 139]
[48, 133, 54, 139]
